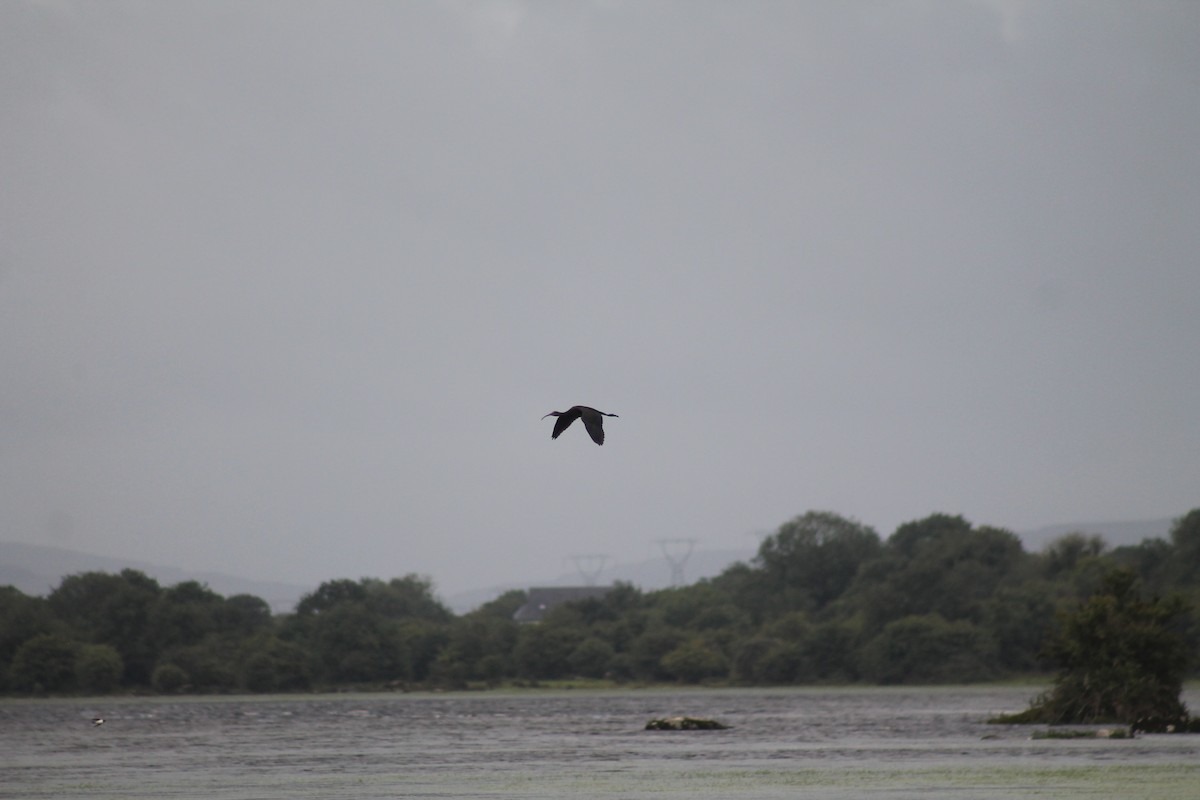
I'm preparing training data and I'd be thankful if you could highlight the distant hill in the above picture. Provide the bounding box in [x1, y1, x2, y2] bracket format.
[1018, 518, 1175, 553]
[0, 541, 312, 613]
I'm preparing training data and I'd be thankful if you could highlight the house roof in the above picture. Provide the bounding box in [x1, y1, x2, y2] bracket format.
[512, 585, 613, 623]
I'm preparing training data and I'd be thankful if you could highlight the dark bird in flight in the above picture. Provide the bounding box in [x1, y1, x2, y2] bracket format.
[542, 406, 619, 446]
[92, 718, 105, 727]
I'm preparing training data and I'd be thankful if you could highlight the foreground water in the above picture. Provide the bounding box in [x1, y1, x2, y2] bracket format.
[2, 686, 1198, 799]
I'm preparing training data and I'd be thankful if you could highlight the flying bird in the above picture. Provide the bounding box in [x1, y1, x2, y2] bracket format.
[92, 718, 105, 727]
[542, 406, 619, 446]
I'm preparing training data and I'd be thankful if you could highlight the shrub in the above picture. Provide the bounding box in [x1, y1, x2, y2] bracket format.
[859, 614, 995, 684]
[567, 637, 615, 678]
[9, 634, 78, 693]
[76, 644, 124, 693]
[661, 638, 729, 683]
[151, 663, 189, 693]
[995, 569, 1191, 724]
[241, 637, 311, 692]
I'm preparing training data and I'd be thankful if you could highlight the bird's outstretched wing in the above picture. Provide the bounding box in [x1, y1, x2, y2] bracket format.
[551, 410, 580, 439]
[580, 412, 605, 445]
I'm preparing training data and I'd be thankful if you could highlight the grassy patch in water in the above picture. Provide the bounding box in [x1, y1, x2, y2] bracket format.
[1030, 727, 1131, 739]
[635, 762, 1200, 798]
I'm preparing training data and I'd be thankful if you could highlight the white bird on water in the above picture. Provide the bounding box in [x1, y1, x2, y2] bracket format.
[542, 406, 619, 446]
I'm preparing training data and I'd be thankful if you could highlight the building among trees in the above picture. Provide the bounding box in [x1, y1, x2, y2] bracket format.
[512, 586, 613, 624]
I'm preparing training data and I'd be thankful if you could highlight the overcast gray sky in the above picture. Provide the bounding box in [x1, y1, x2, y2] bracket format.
[3, 1, 1198, 598]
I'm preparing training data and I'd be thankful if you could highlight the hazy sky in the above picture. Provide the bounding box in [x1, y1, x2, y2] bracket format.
[3, 1, 1198, 598]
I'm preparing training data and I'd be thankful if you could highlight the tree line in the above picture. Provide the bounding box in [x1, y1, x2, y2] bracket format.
[2, 508, 1198, 695]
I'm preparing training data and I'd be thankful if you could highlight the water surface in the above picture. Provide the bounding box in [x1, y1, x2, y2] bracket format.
[3, 686, 1197, 799]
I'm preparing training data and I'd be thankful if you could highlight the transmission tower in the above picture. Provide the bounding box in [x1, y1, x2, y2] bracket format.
[656, 538, 697, 587]
[570, 553, 609, 586]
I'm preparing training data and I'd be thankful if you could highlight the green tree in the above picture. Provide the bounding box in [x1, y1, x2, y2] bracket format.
[75, 643, 124, 693]
[1039, 533, 1112, 598]
[295, 579, 368, 615]
[858, 614, 996, 684]
[219, 594, 274, 635]
[567, 637, 615, 678]
[149, 581, 225, 651]
[888, 513, 972, 557]
[850, 514, 1027, 631]
[1165, 509, 1200, 588]
[804, 621, 861, 682]
[627, 627, 686, 681]
[48, 570, 161, 684]
[477, 653, 509, 684]
[1110, 537, 1174, 594]
[754, 511, 882, 616]
[661, 638, 729, 683]
[364, 575, 452, 623]
[305, 603, 410, 683]
[0, 587, 56, 676]
[438, 613, 518, 682]
[513, 625, 583, 680]
[1001, 569, 1191, 724]
[581, 584, 648, 656]
[1042, 533, 1107, 578]
[755, 641, 805, 683]
[286, 576, 452, 685]
[160, 636, 239, 692]
[396, 619, 448, 683]
[9, 633, 78, 693]
[241, 635, 311, 692]
[151, 662, 189, 693]
[980, 583, 1057, 673]
[731, 636, 780, 683]
[652, 583, 742, 631]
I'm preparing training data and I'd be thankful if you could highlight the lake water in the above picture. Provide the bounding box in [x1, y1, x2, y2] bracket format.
[2, 686, 1198, 799]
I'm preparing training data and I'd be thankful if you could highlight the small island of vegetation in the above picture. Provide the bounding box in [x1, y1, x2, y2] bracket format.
[991, 567, 1196, 729]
